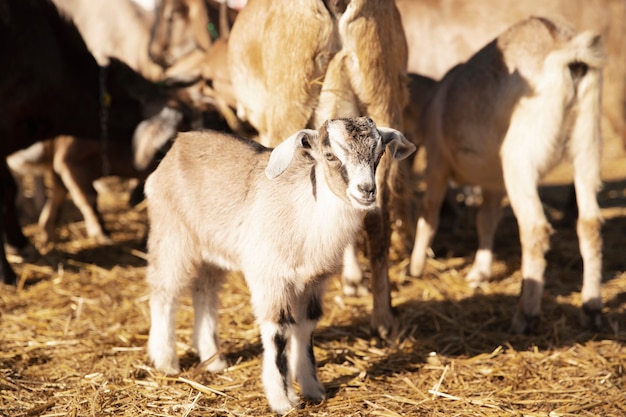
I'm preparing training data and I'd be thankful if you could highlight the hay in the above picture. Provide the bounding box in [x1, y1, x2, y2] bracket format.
[1, 157, 626, 417]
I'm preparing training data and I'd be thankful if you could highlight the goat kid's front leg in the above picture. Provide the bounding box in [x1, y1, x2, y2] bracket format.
[252, 292, 299, 415]
[466, 189, 505, 287]
[290, 284, 326, 403]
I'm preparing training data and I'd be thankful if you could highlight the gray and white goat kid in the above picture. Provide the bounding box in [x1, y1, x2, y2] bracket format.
[144, 117, 415, 414]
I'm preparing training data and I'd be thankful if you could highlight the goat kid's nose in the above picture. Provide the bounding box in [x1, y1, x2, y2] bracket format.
[358, 183, 376, 199]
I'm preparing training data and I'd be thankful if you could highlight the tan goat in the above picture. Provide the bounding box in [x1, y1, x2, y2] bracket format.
[7, 136, 156, 244]
[408, 16, 606, 333]
[228, 0, 409, 340]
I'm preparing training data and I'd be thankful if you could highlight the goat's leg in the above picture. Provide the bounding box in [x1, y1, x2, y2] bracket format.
[38, 173, 67, 243]
[250, 289, 299, 414]
[341, 242, 367, 296]
[192, 265, 228, 372]
[466, 189, 505, 287]
[0, 168, 18, 285]
[290, 283, 326, 402]
[364, 203, 396, 340]
[409, 164, 449, 277]
[570, 70, 604, 329]
[56, 160, 111, 244]
[2, 161, 31, 254]
[148, 275, 182, 375]
[504, 167, 551, 333]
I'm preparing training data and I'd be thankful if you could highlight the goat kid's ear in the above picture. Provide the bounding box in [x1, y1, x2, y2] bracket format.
[265, 129, 319, 179]
[378, 127, 417, 160]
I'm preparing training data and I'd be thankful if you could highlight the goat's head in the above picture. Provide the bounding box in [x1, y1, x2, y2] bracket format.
[266, 117, 416, 210]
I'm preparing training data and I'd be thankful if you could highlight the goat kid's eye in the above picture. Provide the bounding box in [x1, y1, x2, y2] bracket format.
[325, 152, 339, 162]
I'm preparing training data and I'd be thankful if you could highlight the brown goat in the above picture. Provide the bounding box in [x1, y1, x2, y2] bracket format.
[228, 0, 409, 340]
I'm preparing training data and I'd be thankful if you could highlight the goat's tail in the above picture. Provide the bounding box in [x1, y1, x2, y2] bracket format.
[552, 30, 608, 72]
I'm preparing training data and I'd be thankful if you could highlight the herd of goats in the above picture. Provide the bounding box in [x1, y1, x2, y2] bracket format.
[1, 0, 625, 413]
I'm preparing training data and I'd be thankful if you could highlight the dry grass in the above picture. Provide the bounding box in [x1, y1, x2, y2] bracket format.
[1, 136, 626, 416]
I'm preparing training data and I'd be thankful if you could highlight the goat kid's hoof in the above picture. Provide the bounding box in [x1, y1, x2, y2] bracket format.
[267, 389, 300, 416]
[300, 380, 326, 403]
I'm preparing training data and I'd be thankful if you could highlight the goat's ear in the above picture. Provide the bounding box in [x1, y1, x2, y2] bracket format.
[378, 127, 417, 160]
[265, 129, 319, 179]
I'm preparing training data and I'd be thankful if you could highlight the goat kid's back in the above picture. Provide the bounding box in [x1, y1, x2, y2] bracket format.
[145, 130, 363, 281]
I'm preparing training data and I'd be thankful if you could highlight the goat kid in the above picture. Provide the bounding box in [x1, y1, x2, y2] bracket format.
[145, 117, 415, 414]
[408, 16, 606, 333]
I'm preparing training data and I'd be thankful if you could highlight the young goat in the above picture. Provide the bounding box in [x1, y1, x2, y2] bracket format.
[408, 16, 607, 333]
[145, 117, 415, 414]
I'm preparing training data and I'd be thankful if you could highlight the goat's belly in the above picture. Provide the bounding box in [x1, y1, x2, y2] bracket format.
[449, 155, 504, 189]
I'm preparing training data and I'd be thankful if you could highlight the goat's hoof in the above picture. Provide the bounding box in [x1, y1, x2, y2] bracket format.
[465, 270, 490, 289]
[267, 389, 299, 416]
[203, 355, 228, 372]
[406, 266, 423, 279]
[342, 281, 369, 297]
[510, 310, 539, 334]
[94, 234, 114, 245]
[301, 380, 326, 403]
[371, 311, 399, 343]
[581, 303, 603, 331]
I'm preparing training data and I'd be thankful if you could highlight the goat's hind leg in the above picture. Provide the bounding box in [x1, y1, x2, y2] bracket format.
[409, 162, 449, 278]
[290, 283, 326, 402]
[503, 162, 551, 333]
[570, 69, 604, 329]
[466, 189, 505, 287]
[192, 264, 228, 372]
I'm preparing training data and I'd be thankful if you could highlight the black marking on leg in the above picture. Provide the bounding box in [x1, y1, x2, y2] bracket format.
[278, 308, 296, 327]
[307, 334, 318, 378]
[306, 295, 323, 321]
[274, 332, 289, 395]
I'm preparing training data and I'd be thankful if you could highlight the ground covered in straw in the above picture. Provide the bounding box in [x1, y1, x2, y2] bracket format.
[1, 134, 625, 416]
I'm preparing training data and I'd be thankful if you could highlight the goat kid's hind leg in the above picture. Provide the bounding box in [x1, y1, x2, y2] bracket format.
[466, 189, 505, 287]
[290, 283, 326, 402]
[192, 264, 228, 372]
[251, 290, 299, 414]
[148, 270, 183, 375]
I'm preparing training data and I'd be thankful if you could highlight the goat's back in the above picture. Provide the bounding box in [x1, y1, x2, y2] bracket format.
[425, 16, 604, 186]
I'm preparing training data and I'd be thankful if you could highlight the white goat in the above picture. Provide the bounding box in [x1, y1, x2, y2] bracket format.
[408, 16, 606, 333]
[145, 117, 415, 414]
